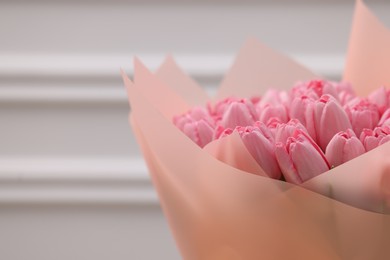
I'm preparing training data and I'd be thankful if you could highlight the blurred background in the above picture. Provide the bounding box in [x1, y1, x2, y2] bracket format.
[0, 0, 389, 259]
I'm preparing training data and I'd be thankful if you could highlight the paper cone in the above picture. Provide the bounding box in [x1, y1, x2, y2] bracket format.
[124, 1, 390, 259]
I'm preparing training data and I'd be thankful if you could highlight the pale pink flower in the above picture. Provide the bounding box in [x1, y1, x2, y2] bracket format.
[345, 97, 380, 137]
[291, 80, 339, 100]
[235, 125, 281, 179]
[274, 119, 308, 144]
[250, 96, 262, 105]
[213, 125, 232, 140]
[289, 95, 315, 128]
[379, 108, 390, 127]
[305, 95, 352, 150]
[253, 121, 275, 142]
[257, 103, 289, 125]
[360, 126, 390, 151]
[368, 86, 390, 114]
[174, 107, 214, 129]
[216, 123, 280, 179]
[173, 107, 215, 148]
[275, 129, 330, 184]
[265, 117, 283, 128]
[259, 89, 290, 106]
[215, 122, 268, 140]
[207, 97, 238, 120]
[264, 118, 283, 136]
[219, 99, 258, 128]
[334, 82, 356, 105]
[217, 122, 274, 142]
[255, 89, 290, 125]
[325, 129, 365, 167]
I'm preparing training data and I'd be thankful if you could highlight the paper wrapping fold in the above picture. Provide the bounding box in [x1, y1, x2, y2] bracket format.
[124, 1, 390, 259]
[344, 0, 390, 96]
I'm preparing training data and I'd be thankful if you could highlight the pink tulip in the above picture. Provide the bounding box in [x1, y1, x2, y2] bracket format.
[379, 108, 390, 127]
[235, 125, 281, 179]
[360, 126, 390, 151]
[250, 96, 262, 105]
[253, 121, 275, 142]
[289, 95, 315, 128]
[173, 107, 215, 148]
[274, 119, 308, 144]
[345, 97, 380, 137]
[264, 118, 283, 137]
[334, 82, 356, 105]
[214, 125, 232, 140]
[257, 103, 289, 125]
[305, 94, 352, 150]
[208, 97, 238, 119]
[174, 107, 214, 129]
[275, 129, 330, 184]
[292, 80, 339, 100]
[216, 123, 280, 179]
[255, 89, 290, 125]
[220, 99, 258, 129]
[259, 89, 290, 106]
[368, 86, 390, 114]
[183, 121, 214, 148]
[325, 129, 365, 168]
[215, 121, 274, 141]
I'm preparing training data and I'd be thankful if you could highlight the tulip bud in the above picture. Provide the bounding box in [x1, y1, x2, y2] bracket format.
[360, 126, 390, 151]
[237, 125, 281, 179]
[274, 119, 308, 144]
[379, 108, 390, 127]
[263, 118, 283, 137]
[292, 80, 339, 100]
[173, 107, 215, 148]
[325, 129, 365, 167]
[214, 125, 231, 140]
[220, 99, 258, 128]
[250, 96, 261, 105]
[207, 97, 238, 119]
[289, 95, 315, 129]
[253, 121, 275, 142]
[182, 120, 214, 148]
[368, 86, 390, 115]
[345, 98, 381, 137]
[334, 82, 356, 105]
[257, 103, 289, 125]
[305, 95, 352, 151]
[218, 123, 281, 179]
[259, 89, 290, 106]
[174, 107, 214, 129]
[275, 129, 330, 184]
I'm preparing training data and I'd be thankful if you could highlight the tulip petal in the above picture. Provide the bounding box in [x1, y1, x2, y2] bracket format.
[242, 131, 281, 179]
[290, 138, 330, 183]
[320, 98, 352, 150]
[275, 142, 301, 184]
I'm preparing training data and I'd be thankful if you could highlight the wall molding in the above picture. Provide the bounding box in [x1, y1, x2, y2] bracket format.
[0, 157, 158, 205]
[0, 52, 344, 104]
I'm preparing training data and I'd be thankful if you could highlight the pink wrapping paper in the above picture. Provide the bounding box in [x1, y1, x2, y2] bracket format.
[344, 0, 390, 96]
[124, 1, 390, 259]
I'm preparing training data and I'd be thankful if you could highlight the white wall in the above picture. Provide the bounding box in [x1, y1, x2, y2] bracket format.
[1, 0, 390, 259]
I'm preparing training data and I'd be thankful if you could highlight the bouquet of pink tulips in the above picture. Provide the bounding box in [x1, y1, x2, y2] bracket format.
[124, 1, 390, 259]
[174, 79, 390, 184]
